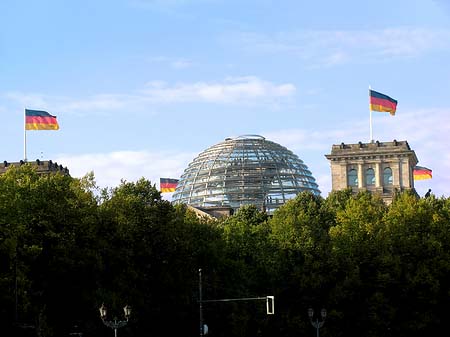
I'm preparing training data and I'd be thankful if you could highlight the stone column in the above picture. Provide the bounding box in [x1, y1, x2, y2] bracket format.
[375, 162, 381, 187]
[358, 163, 364, 188]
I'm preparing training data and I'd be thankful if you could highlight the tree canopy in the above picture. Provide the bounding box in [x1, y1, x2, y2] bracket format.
[1, 165, 449, 337]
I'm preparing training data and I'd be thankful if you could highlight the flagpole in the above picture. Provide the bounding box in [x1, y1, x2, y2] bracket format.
[369, 85, 373, 142]
[24, 109, 27, 161]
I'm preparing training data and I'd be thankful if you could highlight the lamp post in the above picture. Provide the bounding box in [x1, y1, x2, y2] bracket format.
[308, 308, 326, 337]
[99, 304, 131, 337]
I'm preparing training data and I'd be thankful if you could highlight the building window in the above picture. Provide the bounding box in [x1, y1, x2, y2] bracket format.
[366, 168, 375, 186]
[348, 169, 358, 187]
[383, 167, 393, 185]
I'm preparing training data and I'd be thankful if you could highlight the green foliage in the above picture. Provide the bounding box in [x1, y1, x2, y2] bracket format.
[220, 205, 272, 291]
[0, 165, 100, 336]
[1, 167, 450, 337]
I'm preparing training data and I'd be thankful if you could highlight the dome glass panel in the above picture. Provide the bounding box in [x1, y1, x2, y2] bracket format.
[172, 135, 320, 214]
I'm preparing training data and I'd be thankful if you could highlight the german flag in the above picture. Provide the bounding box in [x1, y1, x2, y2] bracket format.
[160, 178, 179, 192]
[413, 166, 432, 180]
[369, 90, 397, 116]
[25, 109, 59, 130]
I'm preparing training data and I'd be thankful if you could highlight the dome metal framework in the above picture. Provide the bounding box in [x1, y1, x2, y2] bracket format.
[172, 135, 320, 214]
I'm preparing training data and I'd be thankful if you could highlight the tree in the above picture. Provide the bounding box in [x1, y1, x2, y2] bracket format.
[377, 192, 450, 336]
[216, 205, 272, 337]
[268, 192, 333, 337]
[0, 164, 100, 336]
[327, 191, 388, 337]
[97, 178, 224, 337]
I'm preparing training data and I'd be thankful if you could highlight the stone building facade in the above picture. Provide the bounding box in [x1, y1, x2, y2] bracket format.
[325, 140, 418, 203]
[0, 159, 69, 175]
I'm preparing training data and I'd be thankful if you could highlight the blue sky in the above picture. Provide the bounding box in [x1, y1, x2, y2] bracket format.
[1, 0, 449, 198]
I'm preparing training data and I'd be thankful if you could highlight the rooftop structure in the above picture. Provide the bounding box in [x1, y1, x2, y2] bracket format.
[0, 159, 70, 175]
[172, 135, 320, 215]
[325, 140, 418, 203]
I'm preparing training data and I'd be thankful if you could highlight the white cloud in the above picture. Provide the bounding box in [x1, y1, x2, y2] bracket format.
[62, 94, 131, 112]
[264, 107, 450, 198]
[4, 76, 296, 115]
[141, 76, 296, 103]
[4, 92, 58, 111]
[147, 56, 193, 69]
[233, 28, 450, 67]
[375, 107, 450, 197]
[52, 106, 449, 200]
[171, 59, 192, 69]
[55, 150, 195, 197]
[264, 122, 367, 153]
[315, 173, 332, 196]
[263, 127, 363, 197]
[4, 91, 146, 116]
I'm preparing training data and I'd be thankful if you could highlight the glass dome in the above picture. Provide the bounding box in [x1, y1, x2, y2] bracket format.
[172, 135, 320, 214]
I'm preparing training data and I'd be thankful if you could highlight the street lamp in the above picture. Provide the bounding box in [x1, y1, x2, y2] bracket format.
[99, 303, 131, 337]
[308, 308, 326, 337]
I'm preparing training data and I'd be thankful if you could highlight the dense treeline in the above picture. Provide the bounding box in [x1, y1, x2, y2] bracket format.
[1, 166, 449, 337]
